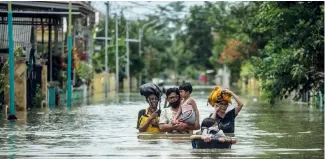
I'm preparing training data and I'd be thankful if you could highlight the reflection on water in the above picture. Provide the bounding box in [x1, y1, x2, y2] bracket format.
[0, 91, 323, 158]
[9, 122, 16, 159]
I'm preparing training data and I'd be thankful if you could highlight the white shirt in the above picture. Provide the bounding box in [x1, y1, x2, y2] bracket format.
[159, 107, 193, 134]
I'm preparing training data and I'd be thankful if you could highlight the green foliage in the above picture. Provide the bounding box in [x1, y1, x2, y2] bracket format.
[0, 47, 23, 93]
[183, 65, 199, 80]
[200, 2, 259, 82]
[240, 60, 254, 80]
[251, 2, 324, 104]
[182, 1, 324, 104]
[76, 61, 93, 81]
[92, 1, 324, 106]
[0, 73, 6, 93]
[33, 84, 43, 108]
[92, 37, 127, 73]
[140, 2, 190, 80]
[93, 14, 145, 78]
[185, 3, 214, 70]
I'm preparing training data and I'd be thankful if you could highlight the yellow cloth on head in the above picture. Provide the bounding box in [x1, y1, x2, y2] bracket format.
[207, 86, 232, 107]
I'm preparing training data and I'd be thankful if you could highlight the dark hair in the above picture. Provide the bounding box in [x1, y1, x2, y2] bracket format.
[166, 87, 180, 97]
[179, 82, 192, 94]
[201, 118, 216, 129]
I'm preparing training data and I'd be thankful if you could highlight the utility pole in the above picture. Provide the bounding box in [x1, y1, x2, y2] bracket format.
[94, 35, 139, 93]
[138, 30, 142, 87]
[138, 20, 157, 87]
[125, 19, 130, 92]
[7, 1, 17, 120]
[94, 19, 140, 93]
[67, 1, 72, 109]
[115, 16, 119, 93]
[104, 1, 109, 97]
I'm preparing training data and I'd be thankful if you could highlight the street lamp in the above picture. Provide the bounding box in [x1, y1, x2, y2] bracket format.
[104, 1, 109, 98]
[138, 20, 158, 86]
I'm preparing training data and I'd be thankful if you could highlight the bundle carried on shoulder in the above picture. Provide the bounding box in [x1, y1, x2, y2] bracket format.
[207, 86, 232, 107]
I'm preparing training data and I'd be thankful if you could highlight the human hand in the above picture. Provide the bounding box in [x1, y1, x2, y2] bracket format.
[213, 103, 220, 112]
[149, 112, 158, 120]
[222, 88, 234, 95]
[172, 122, 188, 132]
[171, 119, 179, 125]
[202, 136, 212, 143]
[175, 122, 188, 131]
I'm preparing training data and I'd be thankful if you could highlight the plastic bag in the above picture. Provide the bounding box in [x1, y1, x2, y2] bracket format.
[139, 83, 163, 100]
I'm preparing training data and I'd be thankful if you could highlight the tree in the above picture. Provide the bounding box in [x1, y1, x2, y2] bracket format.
[201, 2, 256, 83]
[93, 14, 144, 80]
[92, 38, 126, 75]
[0, 47, 23, 93]
[185, 3, 214, 70]
[139, 2, 189, 81]
[218, 40, 243, 64]
[250, 2, 324, 104]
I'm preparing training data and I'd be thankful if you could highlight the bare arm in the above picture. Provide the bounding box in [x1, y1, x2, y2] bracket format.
[159, 123, 174, 132]
[138, 116, 154, 132]
[189, 98, 200, 130]
[158, 108, 174, 132]
[223, 89, 244, 116]
[159, 123, 190, 132]
[185, 123, 197, 130]
[175, 122, 198, 132]
[137, 111, 158, 132]
[232, 93, 244, 116]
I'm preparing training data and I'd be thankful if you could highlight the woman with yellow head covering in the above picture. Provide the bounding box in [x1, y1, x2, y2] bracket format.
[208, 86, 232, 106]
[207, 86, 244, 133]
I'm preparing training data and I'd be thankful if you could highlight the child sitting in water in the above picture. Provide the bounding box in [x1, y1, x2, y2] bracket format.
[171, 83, 199, 126]
[190, 117, 236, 144]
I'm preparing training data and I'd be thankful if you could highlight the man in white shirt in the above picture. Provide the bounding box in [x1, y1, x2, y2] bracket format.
[159, 87, 199, 134]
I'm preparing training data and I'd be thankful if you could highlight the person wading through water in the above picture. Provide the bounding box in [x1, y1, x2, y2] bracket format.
[137, 83, 163, 133]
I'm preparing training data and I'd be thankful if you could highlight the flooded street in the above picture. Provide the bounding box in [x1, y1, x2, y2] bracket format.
[0, 90, 323, 158]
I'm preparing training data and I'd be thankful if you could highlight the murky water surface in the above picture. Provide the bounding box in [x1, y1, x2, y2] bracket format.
[0, 91, 323, 158]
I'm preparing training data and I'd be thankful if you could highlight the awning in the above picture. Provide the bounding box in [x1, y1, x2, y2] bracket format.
[0, 11, 85, 18]
[0, 1, 96, 15]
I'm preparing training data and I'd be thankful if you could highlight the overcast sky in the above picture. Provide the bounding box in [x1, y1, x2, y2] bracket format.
[91, 1, 204, 20]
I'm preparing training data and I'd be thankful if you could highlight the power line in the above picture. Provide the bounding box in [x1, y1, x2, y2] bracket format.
[129, 2, 190, 14]
[93, 1, 196, 22]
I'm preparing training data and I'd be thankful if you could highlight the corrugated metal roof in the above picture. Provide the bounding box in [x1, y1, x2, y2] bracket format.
[0, 11, 84, 18]
[0, 1, 96, 16]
